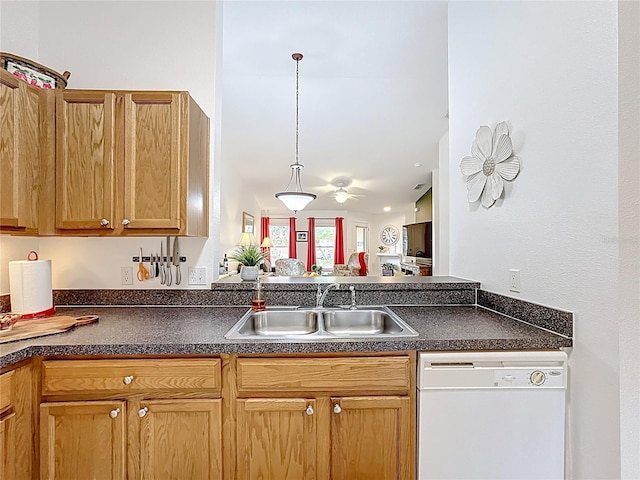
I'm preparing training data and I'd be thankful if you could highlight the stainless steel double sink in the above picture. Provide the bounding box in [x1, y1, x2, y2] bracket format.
[224, 306, 419, 341]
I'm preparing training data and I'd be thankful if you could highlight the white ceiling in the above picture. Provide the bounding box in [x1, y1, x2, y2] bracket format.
[221, 1, 449, 215]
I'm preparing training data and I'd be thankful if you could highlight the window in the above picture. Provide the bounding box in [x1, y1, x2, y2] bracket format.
[269, 223, 289, 261]
[355, 224, 368, 253]
[314, 222, 336, 270]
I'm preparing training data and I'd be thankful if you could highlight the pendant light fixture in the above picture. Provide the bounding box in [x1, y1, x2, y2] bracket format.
[275, 53, 316, 213]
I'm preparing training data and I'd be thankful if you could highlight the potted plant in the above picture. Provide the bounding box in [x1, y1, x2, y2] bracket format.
[381, 262, 396, 276]
[378, 245, 387, 253]
[228, 245, 265, 281]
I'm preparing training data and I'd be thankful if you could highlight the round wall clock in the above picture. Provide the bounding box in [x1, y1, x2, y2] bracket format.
[380, 225, 400, 246]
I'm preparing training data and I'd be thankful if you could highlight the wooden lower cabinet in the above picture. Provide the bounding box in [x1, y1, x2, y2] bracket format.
[236, 398, 318, 479]
[232, 354, 415, 480]
[0, 363, 35, 480]
[39, 357, 223, 480]
[40, 401, 126, 480]
[134, 399, 222, 480]
[0, 410, 17, 480]
[330, 396, 412, 480]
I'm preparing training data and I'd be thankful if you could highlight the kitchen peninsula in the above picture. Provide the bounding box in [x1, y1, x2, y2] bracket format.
[0, 277, 572, 480]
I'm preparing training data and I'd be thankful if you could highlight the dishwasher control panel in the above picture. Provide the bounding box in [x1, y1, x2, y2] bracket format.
[418, 351, 567, 389]
[494, 368, 564, 388]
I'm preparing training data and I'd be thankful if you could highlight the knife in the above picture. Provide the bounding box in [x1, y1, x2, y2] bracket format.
[160, 242, 166, 284]
[165, 236, 172, 286]
[173, 236, 181, 285]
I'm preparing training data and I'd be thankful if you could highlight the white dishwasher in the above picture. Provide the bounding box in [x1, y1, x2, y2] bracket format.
[417, 351, 567, 480]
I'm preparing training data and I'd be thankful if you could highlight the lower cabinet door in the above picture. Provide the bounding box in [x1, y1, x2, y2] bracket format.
[330, 396, 412, 480]
[236, 398, 318, 480]
[136, 399, 222, 480]
[40, 401, 126, 480]
[0, 411, 16, 480]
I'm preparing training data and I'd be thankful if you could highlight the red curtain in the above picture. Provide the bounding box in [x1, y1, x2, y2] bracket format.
[306, 217, 316, 270]
[334, 217, 345, 264]
[260, 216, 270, 262]
[288, 217, 297, 258]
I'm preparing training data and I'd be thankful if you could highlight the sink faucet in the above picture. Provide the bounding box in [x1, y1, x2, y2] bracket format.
[349, 285, 357, 310]
[316, 283, 340, 308]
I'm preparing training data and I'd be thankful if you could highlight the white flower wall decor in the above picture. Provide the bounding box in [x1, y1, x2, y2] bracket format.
[460, 121, 521, 208]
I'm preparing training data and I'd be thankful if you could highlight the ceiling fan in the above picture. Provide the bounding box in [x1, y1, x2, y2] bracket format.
[331, 180, 364, 204]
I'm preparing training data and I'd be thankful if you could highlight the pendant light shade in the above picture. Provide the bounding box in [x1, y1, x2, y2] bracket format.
[275, 53, 316, 213]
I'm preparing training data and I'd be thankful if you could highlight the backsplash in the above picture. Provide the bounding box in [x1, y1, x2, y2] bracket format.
[477, 289, 573, 338]
[0, 294, 10, 313]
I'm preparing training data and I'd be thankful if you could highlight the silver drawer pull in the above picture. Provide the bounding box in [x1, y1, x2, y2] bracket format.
[109, 408, 120, 419]
[333, 404, 342, 414]
[305, 405, 314, 416]
[123, 375, 134, 385]
[138, 407, 148, 418]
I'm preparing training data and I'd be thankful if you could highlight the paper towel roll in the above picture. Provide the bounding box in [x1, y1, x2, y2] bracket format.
[9, 259, 54, 317]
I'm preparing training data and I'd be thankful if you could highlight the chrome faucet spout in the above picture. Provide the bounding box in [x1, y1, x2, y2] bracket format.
[316, 283, 340, 308]
[349, 285, 357, 310]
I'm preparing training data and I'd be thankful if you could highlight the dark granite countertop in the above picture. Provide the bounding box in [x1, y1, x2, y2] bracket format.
[0, 304, 571, 369]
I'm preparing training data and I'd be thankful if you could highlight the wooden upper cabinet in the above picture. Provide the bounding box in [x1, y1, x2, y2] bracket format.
[123, 92, 182, 230]
[48, 89, 209, 236]
[55, 91, 116, 230]
[0, 70, 41, 233]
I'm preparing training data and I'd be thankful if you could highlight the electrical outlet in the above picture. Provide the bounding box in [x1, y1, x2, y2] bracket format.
[509, 269, 521, 292]
[121, 266, 133, 285]
[188, 266, 207, 285]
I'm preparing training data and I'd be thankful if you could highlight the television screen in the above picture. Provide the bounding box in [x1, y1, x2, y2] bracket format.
[402, 221, 432, 258]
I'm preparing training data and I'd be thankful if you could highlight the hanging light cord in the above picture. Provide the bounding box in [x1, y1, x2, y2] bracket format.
[295, 55, 300, 166]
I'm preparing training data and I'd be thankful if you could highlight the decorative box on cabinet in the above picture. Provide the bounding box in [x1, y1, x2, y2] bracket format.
[0, 69, 43, 234]
[40, 357, 222, 480]
[41, 89, 209, 236]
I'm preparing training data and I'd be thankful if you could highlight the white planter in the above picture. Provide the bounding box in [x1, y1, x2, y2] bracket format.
[240, 265, 260, 281]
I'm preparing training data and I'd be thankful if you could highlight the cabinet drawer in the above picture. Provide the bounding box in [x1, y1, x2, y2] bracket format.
[237, 356, 410, 396]
[0, 371, 13, 413]
[43, 358, 221, 397]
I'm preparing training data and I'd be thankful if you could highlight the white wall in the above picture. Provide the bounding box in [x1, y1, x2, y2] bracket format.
[0, 1, 39, 58]
[3, 1, 221, 289]
[432, 131, 450, 275]
[618, 1, 640, 477]
[449, 2, 619, 478]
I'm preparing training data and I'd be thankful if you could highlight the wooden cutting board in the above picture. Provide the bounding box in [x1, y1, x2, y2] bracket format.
[0, 315, 99, 344]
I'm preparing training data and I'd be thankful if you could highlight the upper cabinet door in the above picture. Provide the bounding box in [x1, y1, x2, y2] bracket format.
[0, 72, 40, 232]
[122, 92, 183, 230]
[56, 91, 116, 230]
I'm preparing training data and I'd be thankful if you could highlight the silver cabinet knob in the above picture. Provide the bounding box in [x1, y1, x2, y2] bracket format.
[333, 404, 342, 414]
[123, 375, 134, 385]
[122, 219, 130, 226]
[138, 407, 148, 418]
[305, 405, 314, 416]
[109, 408, 120, 419]
[100, 218, 110, 227]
